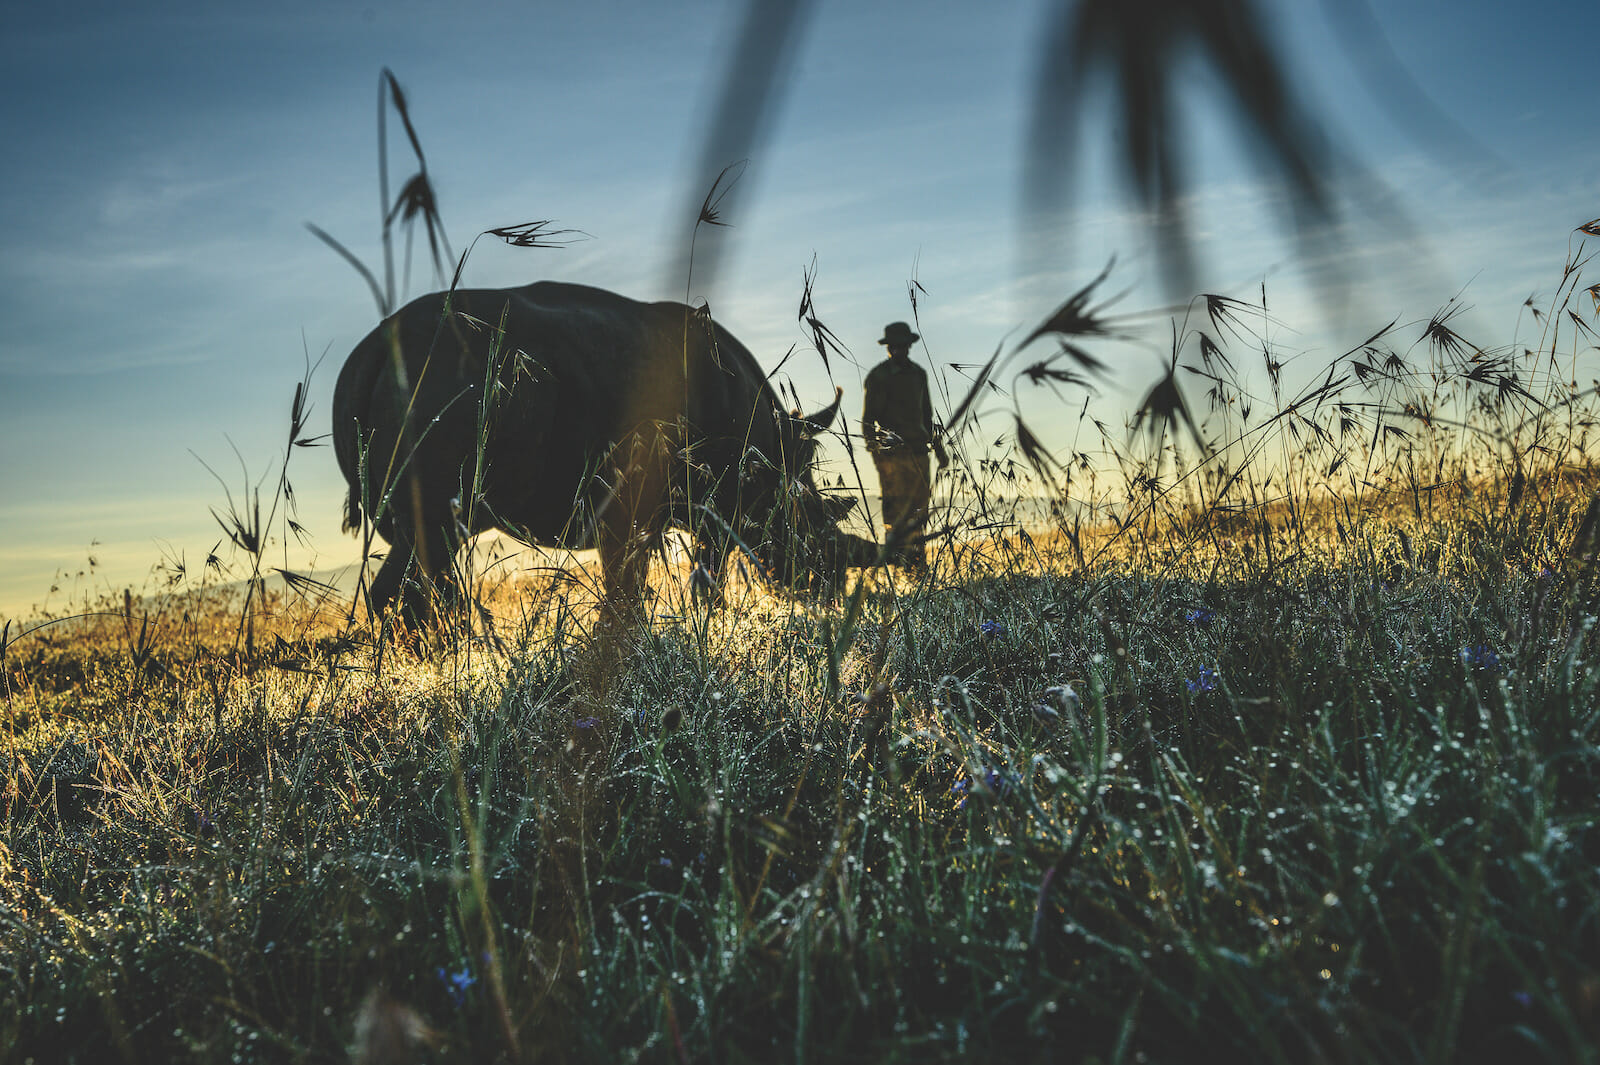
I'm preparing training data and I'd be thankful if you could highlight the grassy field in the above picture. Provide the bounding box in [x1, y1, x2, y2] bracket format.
[7, 237, 1600, 1064]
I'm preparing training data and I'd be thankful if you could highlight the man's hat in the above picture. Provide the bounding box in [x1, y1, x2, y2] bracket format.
[878, 322, 919, 347]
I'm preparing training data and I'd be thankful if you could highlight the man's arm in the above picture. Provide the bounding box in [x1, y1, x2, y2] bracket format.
[861, 373, 881, 450]
[923, 376, 948, 468]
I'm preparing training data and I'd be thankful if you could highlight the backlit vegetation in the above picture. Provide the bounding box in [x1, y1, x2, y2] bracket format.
[5, 212, 1600, 1063]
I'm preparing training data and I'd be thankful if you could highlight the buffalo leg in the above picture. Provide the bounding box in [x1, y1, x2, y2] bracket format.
[366, 505, 460, 630]
[366, 543, 411, 621]
[597, 443, 671, 622]
[597, 511, 652, 621]
[689, 533, 726, 607]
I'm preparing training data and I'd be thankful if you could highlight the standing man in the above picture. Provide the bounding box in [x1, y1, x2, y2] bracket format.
[862, 321, 947, 572]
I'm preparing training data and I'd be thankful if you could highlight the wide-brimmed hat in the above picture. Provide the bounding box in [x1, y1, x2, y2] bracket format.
[878, 322, 919, 347]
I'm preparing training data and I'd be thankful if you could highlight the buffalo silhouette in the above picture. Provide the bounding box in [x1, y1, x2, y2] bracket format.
[333, 280, 876, 625]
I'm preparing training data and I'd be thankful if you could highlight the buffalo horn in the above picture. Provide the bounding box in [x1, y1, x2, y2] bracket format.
[796, 386, 844, 435]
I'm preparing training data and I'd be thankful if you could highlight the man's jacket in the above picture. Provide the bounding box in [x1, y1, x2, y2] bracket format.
[862, 357, 934, 453]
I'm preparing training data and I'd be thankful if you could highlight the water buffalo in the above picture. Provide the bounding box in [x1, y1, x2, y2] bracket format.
[333, 280, 877, 625]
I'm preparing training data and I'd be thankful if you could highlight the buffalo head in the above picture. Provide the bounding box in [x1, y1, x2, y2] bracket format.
[729, 386, 882, 591]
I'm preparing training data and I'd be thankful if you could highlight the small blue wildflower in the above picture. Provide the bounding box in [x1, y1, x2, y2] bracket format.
[1186, 665, 1219, 694]
[1461, 645, 1501, 673]
[188, 805, 216, 838]
[953, 769, 1010, 808]
[437, 964, 476, 1006]
[1511, 990, 1533, 1010]
[980, 619, 1007, 640]
[1185, 608, 1216, 627]
[658, 856, 674, 868]
[574, 715, 601, 730]
[1044, 683, 1081, 717]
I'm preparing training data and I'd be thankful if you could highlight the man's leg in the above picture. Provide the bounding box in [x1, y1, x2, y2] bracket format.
[877, 453, 931, 571]
[903, 454, 931, 571]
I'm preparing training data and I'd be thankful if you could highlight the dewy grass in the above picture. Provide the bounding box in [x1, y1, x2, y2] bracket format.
[6, 133, 1600, 1062]
[11, 532, 1599, 1063]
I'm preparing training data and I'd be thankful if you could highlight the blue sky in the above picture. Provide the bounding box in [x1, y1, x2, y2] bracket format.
[1, 0, 1594, 618]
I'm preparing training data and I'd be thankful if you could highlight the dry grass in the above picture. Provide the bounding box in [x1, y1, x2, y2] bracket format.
[4, 83, 1598, 1060]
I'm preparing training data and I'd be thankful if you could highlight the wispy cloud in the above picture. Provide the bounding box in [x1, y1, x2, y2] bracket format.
[97, 172, 244, 228]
